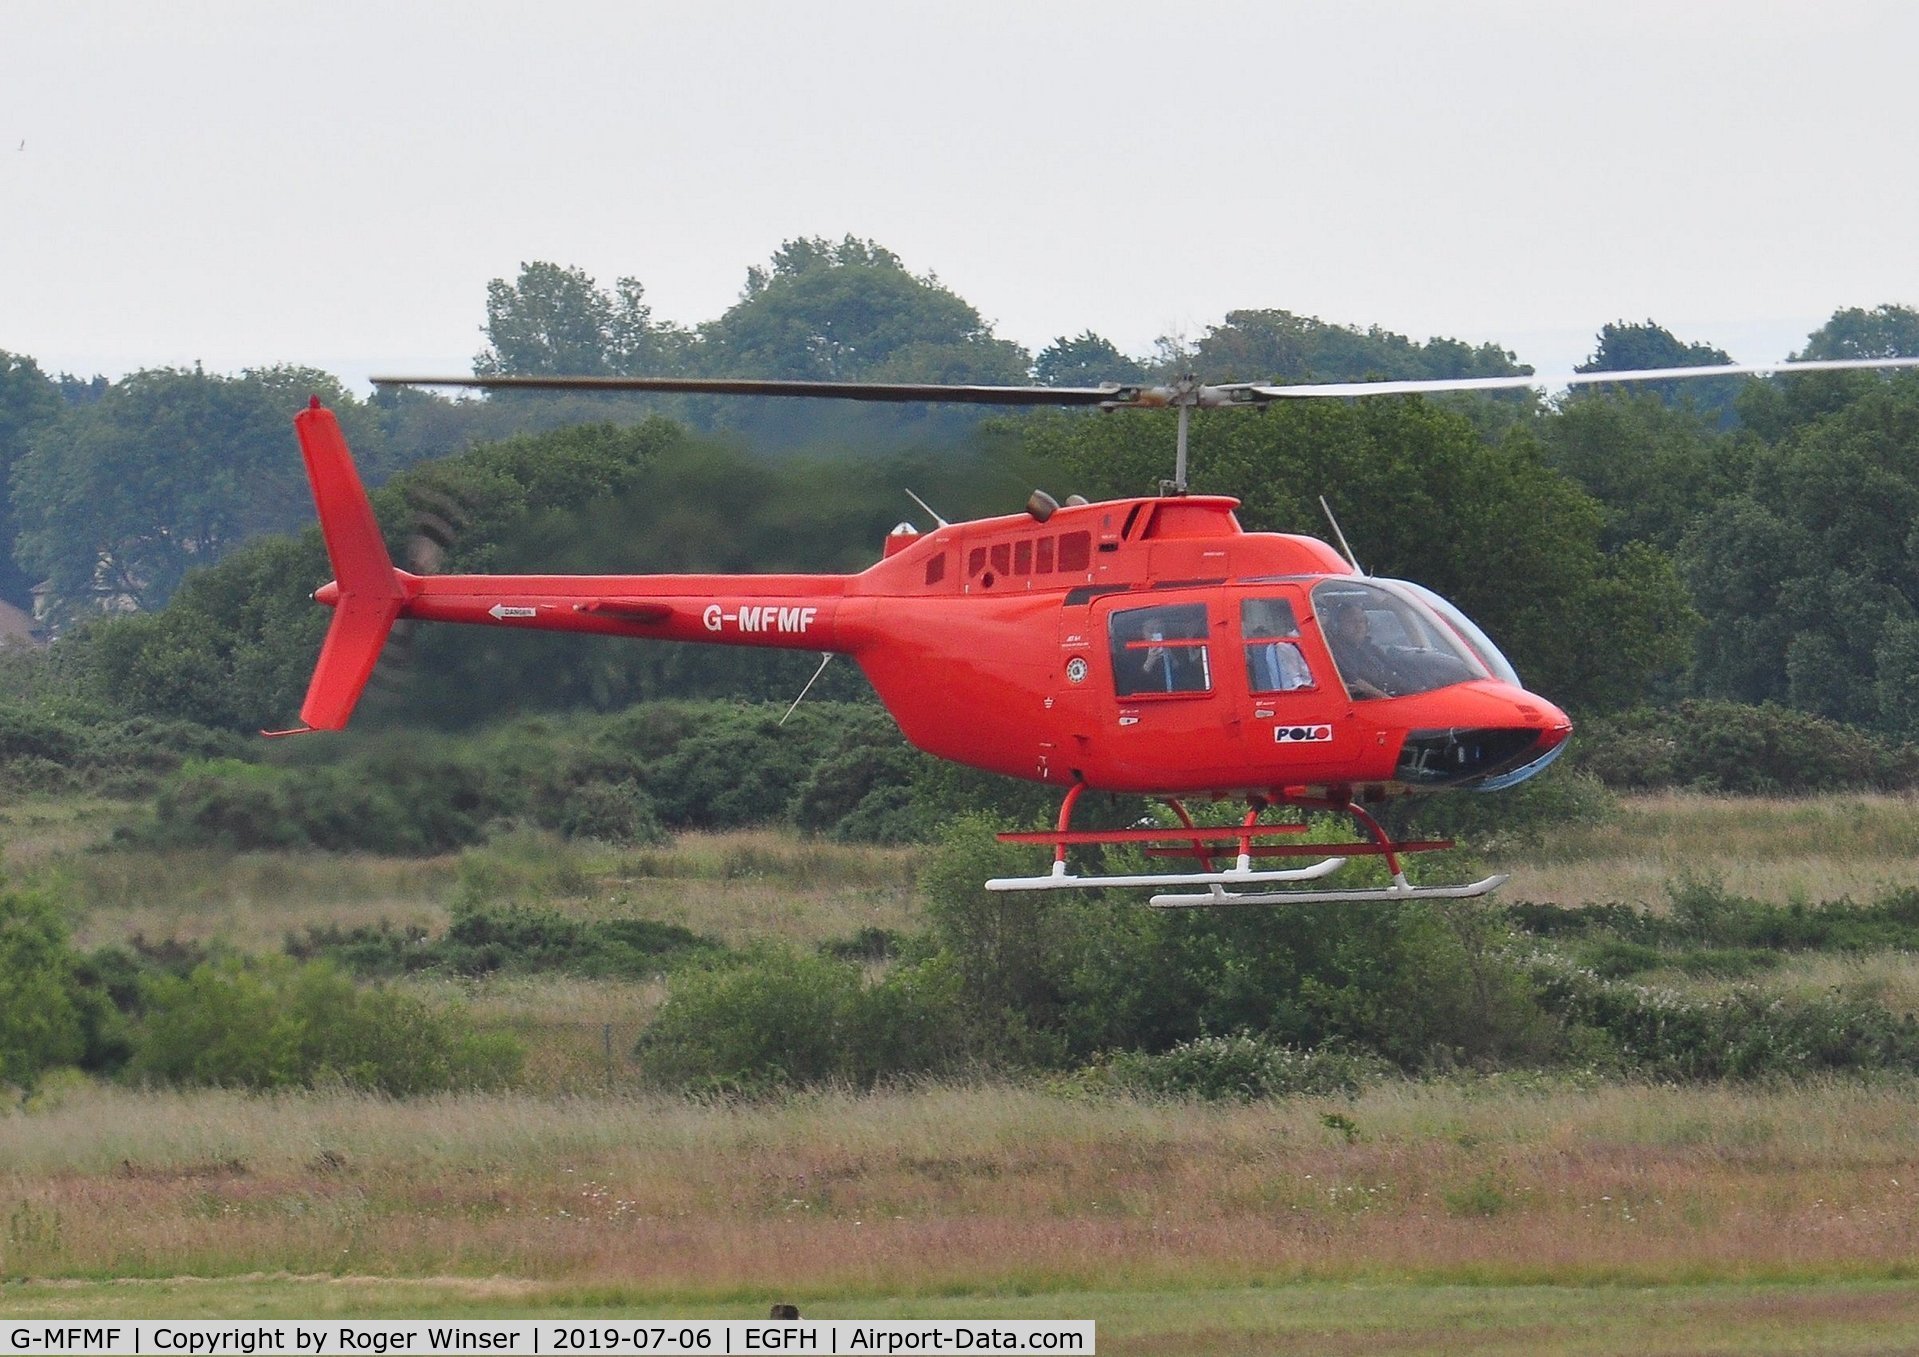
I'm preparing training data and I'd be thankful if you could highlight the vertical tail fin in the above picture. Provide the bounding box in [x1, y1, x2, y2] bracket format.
[284, 398, 408, 732]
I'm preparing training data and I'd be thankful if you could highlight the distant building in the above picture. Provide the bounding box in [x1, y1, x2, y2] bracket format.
[0, 597, 42, 647]
[31, 571, 141, 637]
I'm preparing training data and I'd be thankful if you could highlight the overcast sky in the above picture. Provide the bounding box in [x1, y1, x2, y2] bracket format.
[4, 1, 1915, 392]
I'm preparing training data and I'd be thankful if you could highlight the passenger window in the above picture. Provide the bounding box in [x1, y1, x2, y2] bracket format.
[1109, 602, 1212, 697]
[1014, 540, 1032, 575]
[1058, 532, 1091, 572]
[1240, 597, 1314, 693]
[1246, 640, 1314, 693]
[1036, 538, 1054, 573]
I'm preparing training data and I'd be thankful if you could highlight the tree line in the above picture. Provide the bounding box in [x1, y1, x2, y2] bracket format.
[2, 236, 1917, 737]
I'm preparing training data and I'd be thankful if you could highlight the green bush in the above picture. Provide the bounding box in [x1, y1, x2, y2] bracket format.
[547, 779, 666, 846]
[1532, 955, 1919, 1080]
[635, 948, 961, 1093]
[0, 707, 83, 765]
[0, 703, 243, 795]
[1507, 881, 1919, 955]
[147, 744, 503, 855]
[130, 955, 520, 1094]
[1576, 701, 1919, 793]
[913, 818, 1560, 1074]
[1098, 1035, 1384, 1101]
[290, 903, 719, 979]
[634, 705, 840, 829]
[788, 739, 924, 843]
[135, 701, 947, 851]
[0, 886, 87, 1091]
[1049, 893, 1558, 1073]
[1382, 765, 1617, 852]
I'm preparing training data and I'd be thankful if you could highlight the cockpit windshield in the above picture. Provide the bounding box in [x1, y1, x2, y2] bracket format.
[1385, 579, 1522, 687]
[1311, 578, 1492, 700]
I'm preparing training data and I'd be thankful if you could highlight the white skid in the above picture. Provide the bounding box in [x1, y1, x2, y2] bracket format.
[1148, 873, 1510, 909]
[985, 857, 1347, 893]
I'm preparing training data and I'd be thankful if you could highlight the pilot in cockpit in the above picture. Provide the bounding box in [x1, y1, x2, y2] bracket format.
[1325, 600, 1398, 700]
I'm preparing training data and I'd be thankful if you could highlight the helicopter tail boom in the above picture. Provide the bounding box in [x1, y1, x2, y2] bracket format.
[278, 399, 856, 734]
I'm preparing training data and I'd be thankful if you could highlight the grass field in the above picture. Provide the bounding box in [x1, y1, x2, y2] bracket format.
[1490, 790, 1919, 907]
[9, 791, 1919, 1352]
[6, 1079, 1919, 1351]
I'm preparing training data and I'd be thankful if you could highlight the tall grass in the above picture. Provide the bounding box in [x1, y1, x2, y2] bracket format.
[10, 827, 919, 955]
[1495, 792, 1919, 905]
[8, 1080, 1919, 1291]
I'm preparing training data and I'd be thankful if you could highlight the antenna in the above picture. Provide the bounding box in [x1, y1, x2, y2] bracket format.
[903, 488, 949, 528]
[779, 653, 836, 726]
[1319, 496, 1365, 575]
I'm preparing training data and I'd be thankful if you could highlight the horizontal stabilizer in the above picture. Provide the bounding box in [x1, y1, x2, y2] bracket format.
[299, 591, 405, 730]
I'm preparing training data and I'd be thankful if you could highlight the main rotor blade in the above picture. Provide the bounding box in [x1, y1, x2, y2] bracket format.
[1247, 355, 1919, 399]
[372, 373, 1132, 406]
[376, 355, 1919, 409]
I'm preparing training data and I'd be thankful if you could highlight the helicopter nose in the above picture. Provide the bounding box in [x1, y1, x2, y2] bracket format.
[1469, 693, 1572, 790]
[1513, 692, 1573, 749]
[1392, 685, 1572, 788]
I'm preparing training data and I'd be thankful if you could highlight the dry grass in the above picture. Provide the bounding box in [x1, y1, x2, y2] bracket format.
[57, 851, 458, 952]
[606, 831, 918, 948]
[7, 1081, 1919, 1294]
[0, 793, 128, 864]
[397, 974, 668, 1091]
[8, 826, 919, 955]
[24, 792, 1919, 956]
[1494, 791, 1919, 906]
[1681, 951, 1919, 1015]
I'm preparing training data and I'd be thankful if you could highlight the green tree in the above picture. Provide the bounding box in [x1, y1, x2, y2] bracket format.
[701, 236, 1030, 384]
[1683, 374, 1919, 729]
[77, 417, 682, 730]
[1177, 309, 1526, 383]
[474, 262, 691, 378]
[1540, 393, 1749, 551]
[74, 533, 330, 732]
[1740, 306, 1919, 441]
[0, 351, 65, 607]
[1574, 320, 1742, 421]
[11, 366, 381, 619]
[0, 886, 86, 1090]
[1799, 304, 1919, 361]
[1035, 332, 1146, 387]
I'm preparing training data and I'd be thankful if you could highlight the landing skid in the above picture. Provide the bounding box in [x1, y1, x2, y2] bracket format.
[988, 784, 1502, 907]
[986, 855, 1349, 894]
[1147, 872, 1508, 909]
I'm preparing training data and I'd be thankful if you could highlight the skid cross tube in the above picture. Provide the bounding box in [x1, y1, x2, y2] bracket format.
[1165, 798, 1216, 873]
[987, 785, 1484, 904]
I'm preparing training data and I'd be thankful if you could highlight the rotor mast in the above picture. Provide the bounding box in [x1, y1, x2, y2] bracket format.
[1165, 376, 1199, 496]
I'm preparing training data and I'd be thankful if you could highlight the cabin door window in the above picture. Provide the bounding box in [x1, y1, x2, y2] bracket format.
[1108, 602, 1212, 697]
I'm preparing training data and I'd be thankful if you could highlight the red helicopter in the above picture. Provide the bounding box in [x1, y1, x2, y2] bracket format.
[282, 357, 1919, 905]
